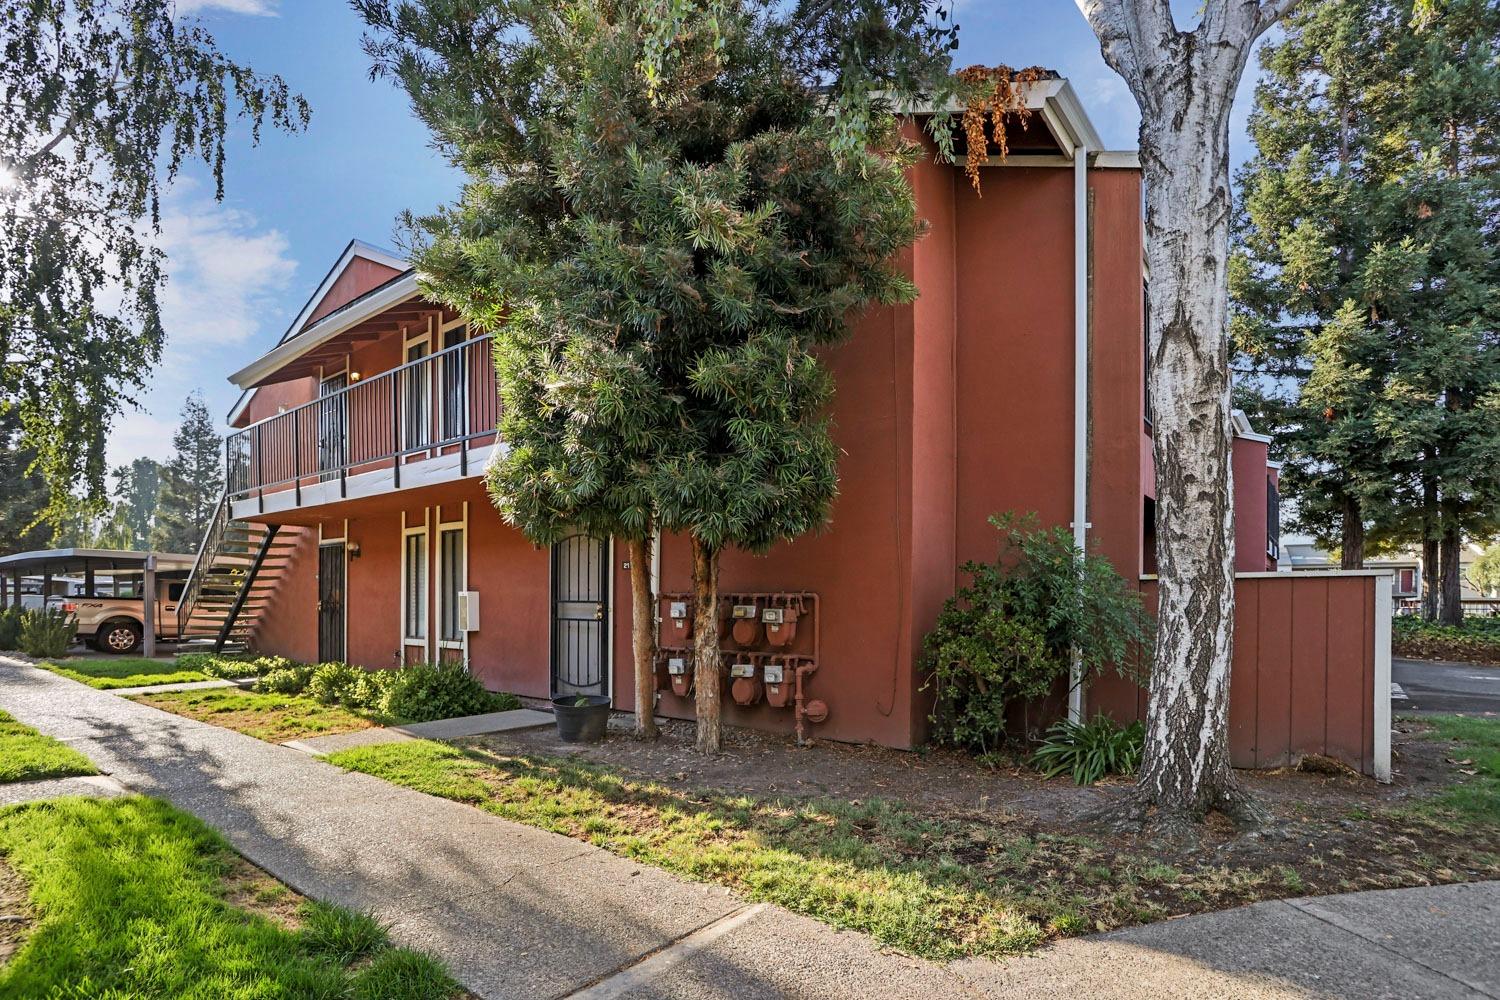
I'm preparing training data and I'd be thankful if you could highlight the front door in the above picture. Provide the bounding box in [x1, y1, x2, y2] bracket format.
[551, 533, 608, 697]
[318, 543, 346, 663]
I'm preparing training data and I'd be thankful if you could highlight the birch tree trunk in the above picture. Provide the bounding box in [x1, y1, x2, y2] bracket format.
[627, 535, 659, 740]
[691, 536, 723, 753]
[1077, 0, 1294, 828]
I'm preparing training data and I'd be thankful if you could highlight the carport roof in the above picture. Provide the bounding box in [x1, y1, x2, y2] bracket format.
[0, 548, 197, 576]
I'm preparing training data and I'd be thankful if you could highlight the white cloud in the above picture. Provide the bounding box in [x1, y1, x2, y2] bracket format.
[175, 0, 279, 14]
[105, 193, 297, 470]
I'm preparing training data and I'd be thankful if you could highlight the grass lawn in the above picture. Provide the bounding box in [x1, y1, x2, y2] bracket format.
[0, 795, 461, 998]
[0, 710, 96, 784]
[37, 656, 214, 690]
[329, 739, 1339, 961]
[130, 688, 401, 743]
[1414, 714, 1500, 827]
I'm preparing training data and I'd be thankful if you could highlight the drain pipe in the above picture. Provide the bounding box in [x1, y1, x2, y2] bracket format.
[1069, 143, 1089, 724]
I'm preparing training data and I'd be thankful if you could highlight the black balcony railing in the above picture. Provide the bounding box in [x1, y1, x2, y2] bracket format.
[227, 336, 498, 508]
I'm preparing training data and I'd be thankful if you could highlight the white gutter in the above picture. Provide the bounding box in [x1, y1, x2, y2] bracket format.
[1069, 144, 1089, 724]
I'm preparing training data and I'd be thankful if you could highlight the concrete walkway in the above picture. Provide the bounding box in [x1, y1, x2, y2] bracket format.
[282, 707, 554, 756]
[108, 676, 255, 696]
[1, 656, 1496, 1000]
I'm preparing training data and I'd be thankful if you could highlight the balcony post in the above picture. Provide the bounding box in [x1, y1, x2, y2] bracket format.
[255, 423, 265, 514]
[392, 372, 401, 489]
[293, 406, 302, 506]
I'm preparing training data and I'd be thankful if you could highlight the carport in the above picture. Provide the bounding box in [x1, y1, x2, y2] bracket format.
[0, 548, 198, 655]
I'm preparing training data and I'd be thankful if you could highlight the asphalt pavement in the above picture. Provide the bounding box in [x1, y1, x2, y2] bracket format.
[1394, 658, 1500, 715]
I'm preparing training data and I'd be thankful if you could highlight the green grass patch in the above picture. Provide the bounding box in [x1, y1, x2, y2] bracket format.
[327, 739, 1307, 960]
[0, 709, 97, 784]
[130, 688, 403, 743]
[1415, 715, 1500, 827]
[0, 795, 458, 998]
[37, 656, 214, 689]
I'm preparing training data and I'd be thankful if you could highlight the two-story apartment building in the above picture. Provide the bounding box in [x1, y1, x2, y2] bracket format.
[194, 76, 1283, 749]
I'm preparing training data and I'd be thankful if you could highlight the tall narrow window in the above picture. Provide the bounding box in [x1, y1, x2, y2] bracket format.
[439, 526, 464, 643]
[404, 530, 428, 640]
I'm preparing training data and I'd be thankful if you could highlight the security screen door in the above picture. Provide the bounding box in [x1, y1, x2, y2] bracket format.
[551, 533, 608, 697]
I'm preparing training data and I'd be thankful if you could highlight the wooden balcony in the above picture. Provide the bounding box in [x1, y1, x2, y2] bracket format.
[227, 336, 498, 518]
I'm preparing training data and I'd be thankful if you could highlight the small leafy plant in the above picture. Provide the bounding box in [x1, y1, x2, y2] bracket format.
[925, 512, 1153, 753]
[0, 605, 22, 650]
[381, 661, 517, 722]
[18, 608, 76, 658]
[1031, 715, 1145, 785]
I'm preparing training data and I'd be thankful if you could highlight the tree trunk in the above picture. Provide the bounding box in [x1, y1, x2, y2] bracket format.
[1439, 523, 1463, 627]
[1079, 0, 1289, 831]
[1340, 495, 1365, 570]
[627, 534, 658, 740]
[690, 535, 721, 753]
[1422, 466, 1440, 621]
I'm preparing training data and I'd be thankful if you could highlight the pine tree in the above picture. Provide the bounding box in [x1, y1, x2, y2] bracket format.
[112, 458, 161, 550]
[357, 0, 952, 749]
[1233, 0, 1500, 622]
[153, 393, 224, 554]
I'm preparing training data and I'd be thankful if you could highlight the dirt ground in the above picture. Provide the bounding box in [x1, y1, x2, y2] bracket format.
[0, 856, 31, 966]
[474, 714, 1500, 903]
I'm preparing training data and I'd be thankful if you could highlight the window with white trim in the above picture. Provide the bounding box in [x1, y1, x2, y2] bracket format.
[403, 529, 428, 641]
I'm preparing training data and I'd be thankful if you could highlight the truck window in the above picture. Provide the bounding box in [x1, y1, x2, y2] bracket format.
[168, 582, 185, 602]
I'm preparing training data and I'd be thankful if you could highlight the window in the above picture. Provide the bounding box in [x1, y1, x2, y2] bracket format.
[167, 582, 185, 601]
[403, 338, 431, 452]
[438, 527, 464, 643]
[1398, 568, 1417, 595]
[403, 530, 428, 640]
[440, 323, 469, 443]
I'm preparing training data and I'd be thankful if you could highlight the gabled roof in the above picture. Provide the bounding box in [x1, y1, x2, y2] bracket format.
[226, 240, 408, 420]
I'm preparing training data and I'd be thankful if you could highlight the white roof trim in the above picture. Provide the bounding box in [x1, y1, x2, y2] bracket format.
[1092, 150, 1140, 169]
[280, 240, 408, 347]
[906, 75, 1113, 160]
[229, 271, 421, 389]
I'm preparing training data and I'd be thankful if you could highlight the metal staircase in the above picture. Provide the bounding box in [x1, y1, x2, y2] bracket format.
[177, 494, 300, 652]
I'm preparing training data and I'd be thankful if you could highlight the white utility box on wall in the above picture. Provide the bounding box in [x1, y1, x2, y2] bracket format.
[457, 591, 480, 632]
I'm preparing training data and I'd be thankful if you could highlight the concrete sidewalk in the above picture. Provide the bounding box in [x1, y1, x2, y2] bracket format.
[2, 655, 1496, 1000]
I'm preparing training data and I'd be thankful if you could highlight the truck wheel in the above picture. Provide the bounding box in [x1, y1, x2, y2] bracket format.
[99, 620, 142, 655]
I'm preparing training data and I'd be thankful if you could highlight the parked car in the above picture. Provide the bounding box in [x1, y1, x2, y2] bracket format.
[45, 577, 188, 654]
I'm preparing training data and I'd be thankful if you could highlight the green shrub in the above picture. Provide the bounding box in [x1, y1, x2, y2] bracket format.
[1393, 616, 1500, 664]
[0, 605, 22, 650]
[380, 661, 517, 723]
[1031, 716, 1145, 785]
[18, 608, 77, 658]
[924, 512, 1153, 753]
[257, 663, 316, 695]
[307, 662, 366, 706]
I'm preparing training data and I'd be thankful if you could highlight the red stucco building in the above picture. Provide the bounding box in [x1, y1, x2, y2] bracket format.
[206, 77, 1288, 751]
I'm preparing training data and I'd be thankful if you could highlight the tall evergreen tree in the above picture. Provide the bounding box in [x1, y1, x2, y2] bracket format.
[153, 393, 223, 553]
[112, 458, 161, 550]
[357, 0, 954, 749]
[1233, 0, 1500, 622]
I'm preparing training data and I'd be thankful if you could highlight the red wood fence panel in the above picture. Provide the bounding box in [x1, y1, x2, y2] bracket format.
[1131, 572, 1391, 779]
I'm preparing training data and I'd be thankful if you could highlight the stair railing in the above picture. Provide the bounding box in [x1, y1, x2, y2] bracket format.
[178, 492, 231, 639]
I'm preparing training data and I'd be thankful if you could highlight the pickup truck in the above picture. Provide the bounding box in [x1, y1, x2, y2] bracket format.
[27, 577, 188, 654]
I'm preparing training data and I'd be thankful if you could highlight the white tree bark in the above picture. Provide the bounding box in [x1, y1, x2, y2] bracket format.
[1076, 0, 1295, 824]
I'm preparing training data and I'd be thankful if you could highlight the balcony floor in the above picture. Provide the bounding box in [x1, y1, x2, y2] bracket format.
[230, 443, 499, 525]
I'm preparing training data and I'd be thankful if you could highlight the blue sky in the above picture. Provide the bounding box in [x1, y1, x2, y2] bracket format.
[116, 0, 1262, 467]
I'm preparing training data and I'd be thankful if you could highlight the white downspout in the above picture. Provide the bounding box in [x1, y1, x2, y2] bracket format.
[1069, 143, 1089, 724]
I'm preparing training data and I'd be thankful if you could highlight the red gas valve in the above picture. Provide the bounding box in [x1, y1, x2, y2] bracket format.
[661, 597, 693, 643]
[730, 600, 762, 646]
[764, 604, 800, 648]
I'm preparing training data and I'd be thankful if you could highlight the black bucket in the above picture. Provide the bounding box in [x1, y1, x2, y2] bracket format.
[551, 695, 611, 743]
